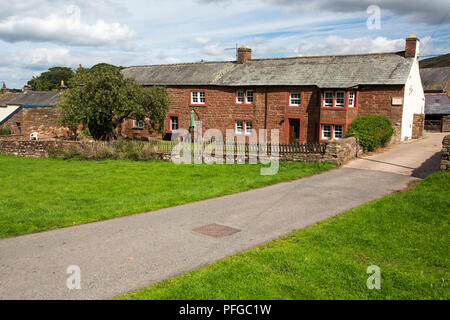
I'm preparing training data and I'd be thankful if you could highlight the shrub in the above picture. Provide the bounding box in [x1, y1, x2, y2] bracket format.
[345, 115, 394, 152]
[48, 140, 160, 161]
[0, 128, 11, 136]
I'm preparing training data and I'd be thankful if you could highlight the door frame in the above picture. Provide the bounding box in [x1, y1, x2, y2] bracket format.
[284, 115, 304, 144]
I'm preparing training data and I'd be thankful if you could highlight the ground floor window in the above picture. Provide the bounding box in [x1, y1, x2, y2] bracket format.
[170, 116, 179, 132]
[133, 120, 144, 128]
[321, 124, 345, 140]
[322, 124, 332, 140]
[235, 120, 252, 134]
[333, 125, 344, 139]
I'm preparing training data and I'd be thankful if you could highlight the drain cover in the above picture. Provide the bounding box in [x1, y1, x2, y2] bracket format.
[193, 224, 241, 238]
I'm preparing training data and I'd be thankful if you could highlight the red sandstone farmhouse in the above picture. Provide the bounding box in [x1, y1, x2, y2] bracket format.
[1, 35, 425, 143]
[122, 35, 425, 143]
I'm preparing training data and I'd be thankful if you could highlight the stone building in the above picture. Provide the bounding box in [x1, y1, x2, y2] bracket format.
[122, 35, 425, 143]
[0, 90, 67, 139]
[420, 66, 450, 132]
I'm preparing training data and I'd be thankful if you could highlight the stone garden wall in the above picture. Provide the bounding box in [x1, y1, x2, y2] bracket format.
[0, 137, 362, 164]
[441, 135, 450, 171]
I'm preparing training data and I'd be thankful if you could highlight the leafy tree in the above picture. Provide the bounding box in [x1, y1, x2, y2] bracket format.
[28, 67, 74, 91]
[60, 64, 169, 140]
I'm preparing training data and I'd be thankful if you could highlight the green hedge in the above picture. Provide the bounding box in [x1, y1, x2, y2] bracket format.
[0, 128, 11, 136]
[345, 115, 394, 151]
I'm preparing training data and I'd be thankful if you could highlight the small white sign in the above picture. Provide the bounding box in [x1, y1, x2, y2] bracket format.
[392, 97, 403, 105]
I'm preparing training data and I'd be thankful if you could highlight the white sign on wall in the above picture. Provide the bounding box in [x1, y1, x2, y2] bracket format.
[392, 97, 403, 106]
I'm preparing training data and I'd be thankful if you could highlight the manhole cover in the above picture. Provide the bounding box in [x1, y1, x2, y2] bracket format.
[193, 224, 241, 238]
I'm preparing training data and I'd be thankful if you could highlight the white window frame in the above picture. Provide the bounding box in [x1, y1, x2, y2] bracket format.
[170, 116, 179, 132]
[191, 91, 206, 105]
[236, 90, 245, 104]
[235, 120, 244, 134]
[324, 91, 333, 107]
[321, 124, 332, 140]
[245, 120, 253, 134]
[133, 119, 144, 128]
[245, 90, 254, 104]
[235, 120, 252, 135]
[333, 125, 344, 140]
[335, 91, 345, 107]
[289, 92, 301, 106]
[348, 91, 355, 107]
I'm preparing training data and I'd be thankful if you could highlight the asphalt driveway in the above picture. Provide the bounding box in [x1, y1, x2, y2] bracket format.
[0, 133, 445, 299]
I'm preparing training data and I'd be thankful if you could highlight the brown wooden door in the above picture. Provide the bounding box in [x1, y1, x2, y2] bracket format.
[288, 118, 300, 144]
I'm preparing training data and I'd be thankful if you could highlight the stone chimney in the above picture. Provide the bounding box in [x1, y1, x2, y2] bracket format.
[23, 84, 32, 92]
[59, 80, 67, 91]
[405, 34, 420, 58]
[237, 45, 252, 64]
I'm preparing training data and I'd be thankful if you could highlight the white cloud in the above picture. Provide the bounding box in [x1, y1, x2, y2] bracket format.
[202, 43, 223, 55]
[0, 3, 135, 47]
[297, 36, 405, 56]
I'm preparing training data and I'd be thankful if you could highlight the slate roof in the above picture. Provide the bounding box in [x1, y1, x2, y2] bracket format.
[122, 52, 414, 88]
[425, 94, 450, 115]
[6, 91, 60, 106]
[0, 92, 21, 107]
[420, 67, 450, 92]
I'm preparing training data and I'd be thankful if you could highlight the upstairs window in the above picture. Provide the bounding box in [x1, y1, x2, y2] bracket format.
[289, 92, 301, 106]
[323, 90, 357, 108]
[191, 91, 206, 105]
[236, 90, 245, 104]
[335, 91, 345, 107]
[246, 90, 254, 104]
[324, 91, 333, 107]
[348, 91, 355, 107]
[236, 90, 254, 105]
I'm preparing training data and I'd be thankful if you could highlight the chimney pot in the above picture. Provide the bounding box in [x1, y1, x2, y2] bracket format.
[405, 34, 420, 58]
[237, 45, 252, 64]
[60, 80, 67, 90]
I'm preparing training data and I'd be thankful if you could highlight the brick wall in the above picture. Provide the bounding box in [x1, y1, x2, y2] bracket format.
[441, 135, 450, 171]
[122, 84, 405, 144]
[357, 85, 405, 142]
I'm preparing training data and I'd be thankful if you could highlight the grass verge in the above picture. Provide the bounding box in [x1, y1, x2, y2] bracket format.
[0, 155, 335, 238]
[119, 172, 449, 300]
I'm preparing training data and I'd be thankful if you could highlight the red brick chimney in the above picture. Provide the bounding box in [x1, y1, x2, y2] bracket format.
[405, 34, 420, 58]
[1, 82, 9, 93]
[237, 45, 252, 64]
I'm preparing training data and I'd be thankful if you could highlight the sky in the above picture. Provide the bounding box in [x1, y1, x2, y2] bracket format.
[0, 0, 449, 88]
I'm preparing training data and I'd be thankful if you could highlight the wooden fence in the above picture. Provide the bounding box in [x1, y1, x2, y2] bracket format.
[149, 140, 327, 155]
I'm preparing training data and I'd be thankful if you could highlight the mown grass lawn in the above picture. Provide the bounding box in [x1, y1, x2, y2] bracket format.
[0, 155, 335, 238]
[120, 172, 450, 300]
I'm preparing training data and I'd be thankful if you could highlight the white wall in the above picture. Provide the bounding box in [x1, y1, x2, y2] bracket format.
[401, 42, 425, 140]
[0, 105, 20, 125]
